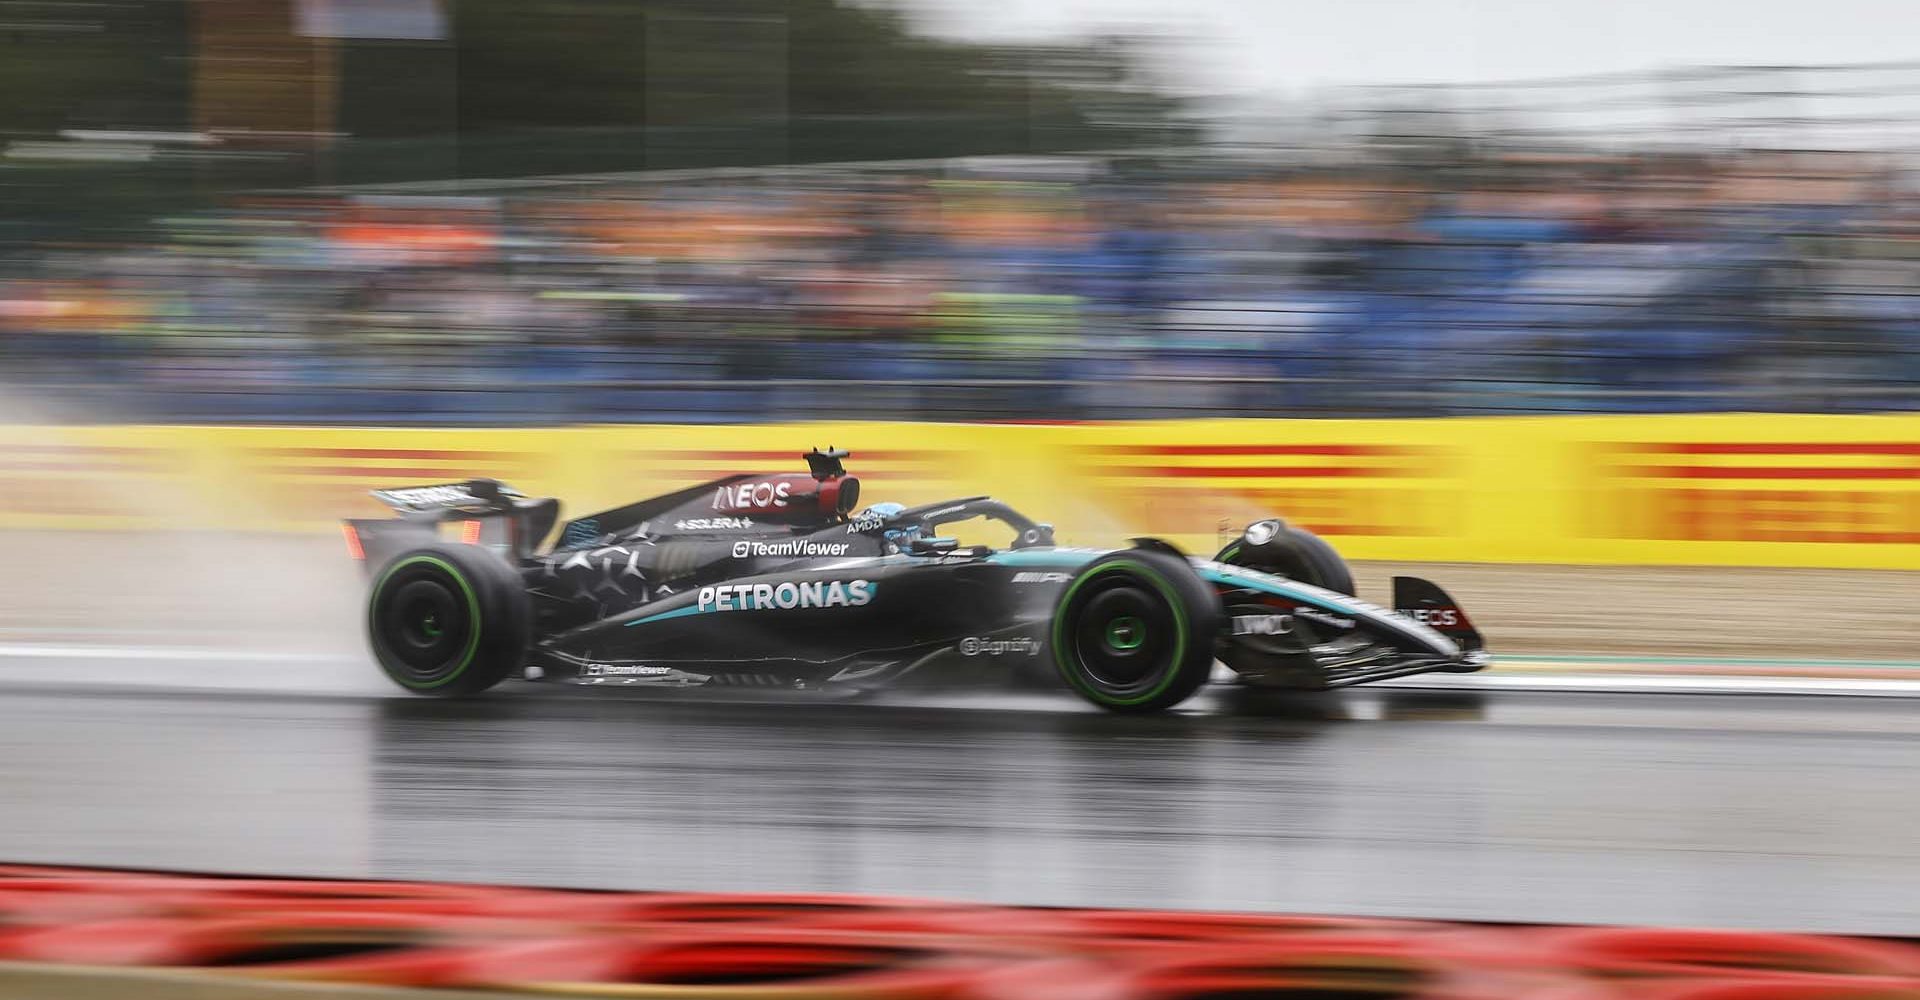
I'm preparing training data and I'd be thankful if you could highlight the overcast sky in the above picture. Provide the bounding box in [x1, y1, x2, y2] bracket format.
[897, 0, 1918, 94]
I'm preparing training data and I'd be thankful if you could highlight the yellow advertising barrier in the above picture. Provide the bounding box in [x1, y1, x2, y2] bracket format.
[5, 414, 1920, 569]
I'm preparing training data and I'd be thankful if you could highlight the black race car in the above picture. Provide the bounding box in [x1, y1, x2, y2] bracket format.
[346, 449, 1487, 712]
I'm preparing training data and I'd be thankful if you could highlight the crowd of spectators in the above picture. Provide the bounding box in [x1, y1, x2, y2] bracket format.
[2, 148, 1916, 423]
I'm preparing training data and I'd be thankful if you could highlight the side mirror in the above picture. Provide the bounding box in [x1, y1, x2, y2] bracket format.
[1015, 523, 1055, 548]
[1243, 518, 1285, 546]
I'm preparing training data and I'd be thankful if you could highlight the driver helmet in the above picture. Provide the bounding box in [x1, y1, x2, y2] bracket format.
[852, 502, 905, 529]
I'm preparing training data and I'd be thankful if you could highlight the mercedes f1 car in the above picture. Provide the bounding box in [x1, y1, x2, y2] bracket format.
[346, 449, 1487, 712]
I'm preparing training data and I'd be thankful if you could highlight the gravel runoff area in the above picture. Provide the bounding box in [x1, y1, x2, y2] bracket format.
[2, 531, 1916, 661]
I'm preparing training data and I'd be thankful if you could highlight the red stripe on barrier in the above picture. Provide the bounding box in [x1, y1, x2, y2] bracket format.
[792, 906, 1072, 942]
[1055, 910, 1447, 945]
[3, 911, 518, 986]
[1092, 444, 1418, 457]
[1140, 465, 1385, 478]
[454, 928, 1027, 997]
[256, 448, 530, 461]
[959, 958, 1136, 1000]
[1649, 443, 1920, 457]
[616, 892, 967, 926]
[641, 450, 935, 461]
[1637, 979, 1920, 999]
[1108, 940, 1616, 1000]
[1636, 465, 1920, 480]
[6, 864, 1920, 999]
[1539, 926, 1920, 981]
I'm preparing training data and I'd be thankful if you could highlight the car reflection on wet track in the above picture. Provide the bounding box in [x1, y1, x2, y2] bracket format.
[2, 682, 1920, 934]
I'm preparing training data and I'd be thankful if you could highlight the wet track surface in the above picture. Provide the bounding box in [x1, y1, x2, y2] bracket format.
[3, 679, 1920, 935]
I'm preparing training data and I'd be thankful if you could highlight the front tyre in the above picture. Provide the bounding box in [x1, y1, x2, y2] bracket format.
[1214, 519, 1354, 597]
[1050, 549, 1221, 713]
[367, 543, 530, 697]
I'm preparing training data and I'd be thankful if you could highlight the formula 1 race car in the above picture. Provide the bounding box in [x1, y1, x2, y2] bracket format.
[346, 449, 1487, 712]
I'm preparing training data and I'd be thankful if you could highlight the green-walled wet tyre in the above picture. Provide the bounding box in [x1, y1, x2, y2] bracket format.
[367, 542, 530, 697]
[1050, 548, 1222, 713]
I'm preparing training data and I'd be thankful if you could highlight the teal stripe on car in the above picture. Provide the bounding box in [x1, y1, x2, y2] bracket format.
[989, 549, 1365, 618]
[1193, 561, 1365, 614]
[982, 549, 1106, 569]
[986, 549, 1356, 613]
[625, 604, 707, 627]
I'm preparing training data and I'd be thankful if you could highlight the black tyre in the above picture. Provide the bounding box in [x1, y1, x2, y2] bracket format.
[1050, 548, 1222, 713]
[1214, 519, 1354, 596]
[366, 542, 530, 697]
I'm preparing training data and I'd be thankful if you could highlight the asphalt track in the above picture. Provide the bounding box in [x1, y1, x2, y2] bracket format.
[6, 649, 1920, 938]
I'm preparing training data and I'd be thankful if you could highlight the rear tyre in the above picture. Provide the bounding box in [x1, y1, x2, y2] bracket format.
[1214, 519, 1354, 596]
[1050, 549, 1221, 713]
[367, 542, 530, 697]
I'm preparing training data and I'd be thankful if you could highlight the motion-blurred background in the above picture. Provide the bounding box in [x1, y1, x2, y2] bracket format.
[13, 2, 1920, 975]
[3, 0, 1917, 424]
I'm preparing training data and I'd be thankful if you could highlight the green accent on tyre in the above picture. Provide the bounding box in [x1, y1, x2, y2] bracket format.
[1052, 560, 1190, 707]
[1105, 616, 1145, 651]
[372, 555, 482, 690]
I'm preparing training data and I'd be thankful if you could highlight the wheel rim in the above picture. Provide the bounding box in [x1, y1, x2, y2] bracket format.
[371, 557, 480, 688]
[398, 587, 450, 648]
[1104, 616, 1145, 652]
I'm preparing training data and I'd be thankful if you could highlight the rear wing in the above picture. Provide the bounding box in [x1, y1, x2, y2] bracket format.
[345, 479, 560, 569]
[370, 478, 526, 516]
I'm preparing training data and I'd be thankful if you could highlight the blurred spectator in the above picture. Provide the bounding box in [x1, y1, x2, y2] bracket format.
[4, 143, 1918, 424]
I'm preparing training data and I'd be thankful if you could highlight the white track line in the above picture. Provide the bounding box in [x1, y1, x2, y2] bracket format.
[1381, 672, 1920, 698]
[0, 642, 376, 696]
[0, 644, 344, 663]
